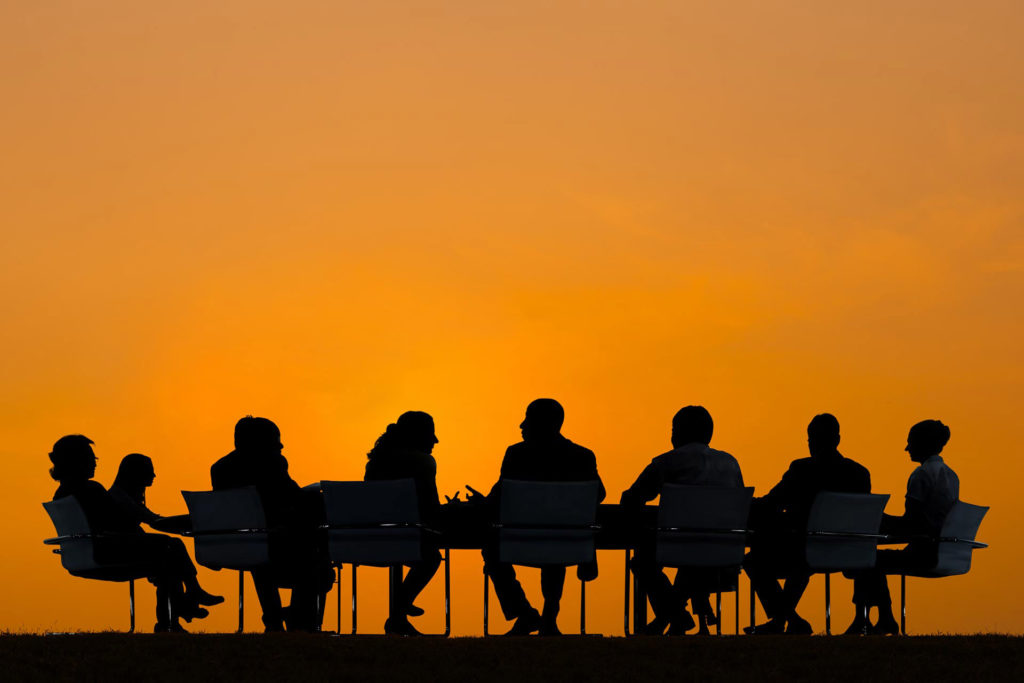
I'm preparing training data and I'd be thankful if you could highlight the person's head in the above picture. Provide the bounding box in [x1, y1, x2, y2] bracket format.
[368, 411, 439, 459]
[671, 406, 714, 447]
[807, 413, 841, 457]
[906, 420, 951, 463]
[234, 416, 283, 456]
[520, 398, 564, 442]
[113, 453, 156, 493]
[48, 434, 96, 483]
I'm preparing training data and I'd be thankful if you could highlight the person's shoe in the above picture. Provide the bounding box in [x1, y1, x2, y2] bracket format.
[178, 605, 209, 623]
[504, 609, 542, 636]
[539, 617, 562, 637]
[189, 589, 225, 607]
[744, 617, 787, 635]
[785, 614, 813, 635]
[843, 616, 870, 636]
[642, 616, 670, 635]
[667, 610, 697, 636]
[869, 616, 900, 636]
[154, 621, 188, 633]
[384, 616, 423, 636]
[406, 603, 425, 617]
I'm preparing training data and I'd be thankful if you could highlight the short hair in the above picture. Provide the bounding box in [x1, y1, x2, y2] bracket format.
[807, 413, 841, 445]
[234, 416, 281, 451]
[525, 398, 565, 432]
[672, 406, 714, 445]
[909, 420, 951, 455]
[48, 434, 95, 482]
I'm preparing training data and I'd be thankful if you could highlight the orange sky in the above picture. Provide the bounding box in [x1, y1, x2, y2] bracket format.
[2, 1, 1022, 634]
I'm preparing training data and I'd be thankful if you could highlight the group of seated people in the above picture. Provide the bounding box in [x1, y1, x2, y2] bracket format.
[47, 399, 960, 637]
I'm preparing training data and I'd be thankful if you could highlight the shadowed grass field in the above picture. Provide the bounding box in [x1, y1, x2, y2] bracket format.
[2, 634, 1021, 682]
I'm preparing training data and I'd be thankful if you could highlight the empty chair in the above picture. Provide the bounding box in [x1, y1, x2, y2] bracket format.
[182, 488, 270, 633]
[484, 479, 601, 635]
[43, 497, 153, 632]
[801, 491, 890, 635]
[895, 501, 988, 635]
[321, 479, 450, 635]
[626, 485, 753, 635]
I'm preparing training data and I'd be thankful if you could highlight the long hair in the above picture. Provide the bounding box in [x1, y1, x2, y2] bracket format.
[367, 411, 434, 461]
[112, 453, 153, 504]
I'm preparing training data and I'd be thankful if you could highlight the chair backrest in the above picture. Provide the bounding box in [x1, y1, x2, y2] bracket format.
[182, 488, 270, 570]
[932, 501, 988, 576]
[805, 492, 890, 571]
[498, 480, 600, 567]
[321, 480, 423, 567]
[655, 485, 753, 568]
[43, 497, 100, 573]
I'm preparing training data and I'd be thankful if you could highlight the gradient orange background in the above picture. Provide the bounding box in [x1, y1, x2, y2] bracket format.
[2, 1, 1021, 634]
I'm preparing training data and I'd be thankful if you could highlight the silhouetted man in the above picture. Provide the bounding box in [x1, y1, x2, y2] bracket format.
[211, 416, 331, 632]
[621, 405, 744, 634]
[476, 399, 605, 636]
[850, 420, 959, 634]
[744, 413, 871, 634]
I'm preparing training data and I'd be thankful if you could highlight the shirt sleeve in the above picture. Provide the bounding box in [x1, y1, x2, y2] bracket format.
[620, 462, 662, 506]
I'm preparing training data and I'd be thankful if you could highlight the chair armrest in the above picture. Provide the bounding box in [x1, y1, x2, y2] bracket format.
[492, 523, 602, 531]
[807, 531, 888, 540]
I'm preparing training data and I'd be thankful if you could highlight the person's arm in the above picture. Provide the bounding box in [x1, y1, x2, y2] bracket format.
[620, 463, 662, 507]
[587, 450, 606, 503]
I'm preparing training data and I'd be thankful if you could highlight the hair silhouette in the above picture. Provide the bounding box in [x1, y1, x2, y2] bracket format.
[521, 398, 565, 440]
[908, 420, 951, 457]
[368, 411, 438, 460]
[48, 434, 95, 482]
[671, 406, 714, 446]
[234, 416, 282, 453]
[113, 453, 155, 504]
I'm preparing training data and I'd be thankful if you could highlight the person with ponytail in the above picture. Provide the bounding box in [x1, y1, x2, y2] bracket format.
[364, 411, 443, 636]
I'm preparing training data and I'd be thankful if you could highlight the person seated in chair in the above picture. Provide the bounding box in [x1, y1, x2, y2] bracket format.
[849, 420, 959, 635]
[363, 411, 444, 636]
[211, 416, 333, 632]
[48, 435, 221, 632]
[110, 453, 203, 536]
[621, 405, 744, 635]
[472, 398, 605, 636]
[743, 413, 871, 635]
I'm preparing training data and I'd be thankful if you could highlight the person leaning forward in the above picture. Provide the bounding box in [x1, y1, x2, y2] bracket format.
[474, 398, 605, 636]
[620, 405, 744, 635]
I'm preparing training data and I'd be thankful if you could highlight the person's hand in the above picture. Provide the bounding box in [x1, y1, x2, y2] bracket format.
[466, 485, 486, 503]
[444, 491, 462, 504]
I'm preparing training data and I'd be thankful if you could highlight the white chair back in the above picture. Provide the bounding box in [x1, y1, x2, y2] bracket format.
[805, 492, 890, 571]
[321, 480, 423, 566]
[655, 485, 753, 568]
[43, 498, 100, 573]
[498, 480, 600, 567]
[932, 501, 988, 576]
[182, 488, 270, 570]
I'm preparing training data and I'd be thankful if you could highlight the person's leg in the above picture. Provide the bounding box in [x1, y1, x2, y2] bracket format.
[401, 549, 442, 614]
[630, 551, 689, 632]
[482, 547, 535, 622]
[742, 547, 789, 633]
[780, 571, 812, 633]
[539, 566, 566, 633]
[251, 568, 285, 631]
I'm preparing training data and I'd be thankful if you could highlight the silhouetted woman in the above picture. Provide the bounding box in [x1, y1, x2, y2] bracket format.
[48, 435, 221, 632]
[364, 411, 443, 636]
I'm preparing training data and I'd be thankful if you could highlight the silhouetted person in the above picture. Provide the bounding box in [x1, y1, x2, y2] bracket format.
[474, 398, 605, 636]
[110, 453, 194, 535]
[743, 413, 871, 634]
[850, 420, 959, 634]
[211, 416, 332, 632]
[364, 411, 444, 636]
[621, 405, 743, 635]
[49, 435, 220, 632]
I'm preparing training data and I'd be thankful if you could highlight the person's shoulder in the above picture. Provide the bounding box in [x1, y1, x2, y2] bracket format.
[650, 448, 677, 465]
[563, 437, 595, 459]
[82, 479, 109, 494]
[787, 457, 814, 471]
[211, 451, 235, 471]
[841, 456, 870, 475]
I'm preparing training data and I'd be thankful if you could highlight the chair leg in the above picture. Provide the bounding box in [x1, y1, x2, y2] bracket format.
[129, 580, 136, 633]
[336, 565, 342, 634]
[825, 573, 832, 636]
[749, 578, 755, 633]
[716, 591, 722, 636]
[351, 565, 358, 635]
[901, 574, 907, 636]
[483, 570, 490, 636]
[443, 548, 451, 637]
[735, 583, 740, 635]
[580, 577, 586, 635]
[237, 571, 244, 634]
[623, 550, 631, 636]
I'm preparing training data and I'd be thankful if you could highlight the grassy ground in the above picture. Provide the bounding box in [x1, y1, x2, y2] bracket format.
[1, 634, 1022, 682]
